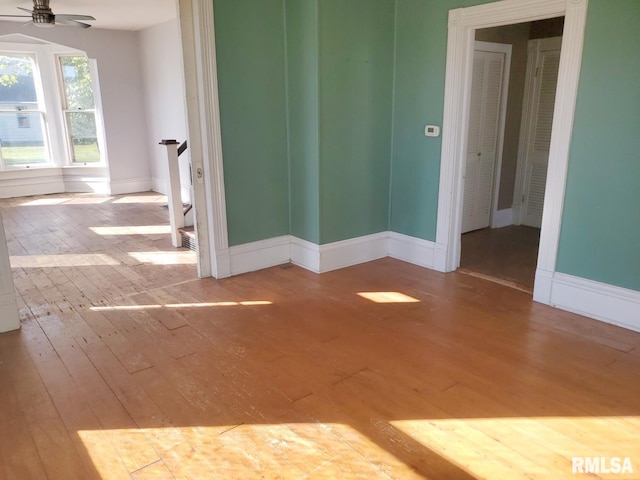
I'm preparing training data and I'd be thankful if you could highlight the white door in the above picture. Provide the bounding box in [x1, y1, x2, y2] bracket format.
[462, 42, 510, 234]
[518, 37, 562, 228]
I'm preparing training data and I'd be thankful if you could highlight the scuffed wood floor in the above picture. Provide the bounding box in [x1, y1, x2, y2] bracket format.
[0, 193, 639, 479]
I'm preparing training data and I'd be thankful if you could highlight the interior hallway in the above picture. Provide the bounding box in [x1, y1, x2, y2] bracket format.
[0, 193, 639, 479]
[460, 226, 540, 292]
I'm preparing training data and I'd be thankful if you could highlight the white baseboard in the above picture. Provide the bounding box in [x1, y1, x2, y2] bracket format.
[233, 231, 389, 276]
[0, 168, 65, 198]
[151, 176, 191, 203]
[389, 232, 436, 269]
[319, 232, 388, 273]
[548, 272, 640, 333]
[109, 177, 152, 195]
[228, 235, 290, 276]
[492, 208, 513, 228]
[291, 236, 321, 273]
[433, 243, 449, 273]
[233, 231, 434, 276]
[63, 177, 110, 194]
[0, 293, 20, 333]
[151, 176, 166, 195]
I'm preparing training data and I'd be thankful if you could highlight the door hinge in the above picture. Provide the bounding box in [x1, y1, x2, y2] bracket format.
[522, 194, 526, 203]
[535, 67, 540, 77]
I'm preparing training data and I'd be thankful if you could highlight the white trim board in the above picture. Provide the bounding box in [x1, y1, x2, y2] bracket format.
[151, 176, 192, 203]
[435, 0, 589, 310]
[549, 273, 640, 333]
[492, 208, 513, 229]
[389, 232, 436, 268]
[109, 177, 152, 195]
[179, 0, 230, 280]
[320, 232, 389, 273]
[229, 235, 290, 276]
[0, 294, 20, 334]
[235, 232, 437, 277]
[0, 177, 64, 199]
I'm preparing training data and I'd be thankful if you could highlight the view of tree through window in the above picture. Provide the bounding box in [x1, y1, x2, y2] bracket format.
[0, 54, 49, 167]
[60, 56, 100, 163]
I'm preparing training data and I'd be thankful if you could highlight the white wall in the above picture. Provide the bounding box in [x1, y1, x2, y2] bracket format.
[0, 21, 152, 195]
[139, 19, 191, 202]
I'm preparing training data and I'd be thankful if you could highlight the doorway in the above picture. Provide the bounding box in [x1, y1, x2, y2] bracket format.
[459, 19, 563, 293]
[435, 0, 588, 305]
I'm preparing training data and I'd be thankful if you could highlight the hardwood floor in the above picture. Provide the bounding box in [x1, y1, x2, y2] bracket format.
[1, 193, 639, 479]
[460, 226, 541, 292]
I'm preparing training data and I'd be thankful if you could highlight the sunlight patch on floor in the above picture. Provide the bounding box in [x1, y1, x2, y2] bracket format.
[112, 195, 167, 204]
[128, 251, 196, 265]
[19, 197, 74, 206]
[90, 225, 171, 236]
[357, 292, 420, 303]
[10, 253, 119, 268]
[77, 422, 431, 479]
[90, 301, 273, 312]
[391, 417, 640, 479]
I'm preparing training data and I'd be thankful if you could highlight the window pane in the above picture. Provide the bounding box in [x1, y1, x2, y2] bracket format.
[0, 55, 38, 108]
[59, 56, 95, 110]
[66, 111, 100, 163]
[0, 112, 48, 166]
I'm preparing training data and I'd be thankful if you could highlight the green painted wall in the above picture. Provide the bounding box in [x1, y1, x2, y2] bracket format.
[286, 0, 320, 244]
[389, 0, 484, 240]
[214, 0, 639, 293]
[214, 0, 289, 246]
[318, 0, 395, 244]
[556, 0, 640, 291]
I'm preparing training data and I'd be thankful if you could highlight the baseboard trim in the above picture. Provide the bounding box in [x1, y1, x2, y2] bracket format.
[151, 176, 191, 202]
[491, 208, 513, 228]
[548, 273, 640, 333]
[63, 177, 110, 194]
[291, 236, 321, 273]
[0, 169, 65, 198]
[389, 232, 436, 269]
[319, 232, 389, 273]
[151, 176, 165, 195]
[0, 293, 20, 333]
[109, 177, 152, 195]
[228, 235, 290, 276]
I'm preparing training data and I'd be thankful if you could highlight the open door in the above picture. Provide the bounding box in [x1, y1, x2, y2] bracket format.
[462, 41, 511, 234]
[516, 37, 562, 228]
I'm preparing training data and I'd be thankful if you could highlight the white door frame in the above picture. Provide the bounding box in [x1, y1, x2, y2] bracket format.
[435, 0, 588, 304]
[178, 0, 231, 279]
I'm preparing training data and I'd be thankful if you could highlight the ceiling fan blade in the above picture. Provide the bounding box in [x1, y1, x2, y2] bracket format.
[56, 14, 96, 21]
[0, 15, 31, 18]
[54, 18, 91, 28]
[17, 7, 34, 14]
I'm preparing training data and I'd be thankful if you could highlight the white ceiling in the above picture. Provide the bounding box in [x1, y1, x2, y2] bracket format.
[0, 0, 178, 31]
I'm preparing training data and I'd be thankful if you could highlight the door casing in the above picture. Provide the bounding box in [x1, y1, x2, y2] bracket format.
[435, 0, 589, 305]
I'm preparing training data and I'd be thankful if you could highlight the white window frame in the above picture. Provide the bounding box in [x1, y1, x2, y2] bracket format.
[0, 50, 53, 170]
[0, 41, 107, 172]
[56, 54, 107, 166]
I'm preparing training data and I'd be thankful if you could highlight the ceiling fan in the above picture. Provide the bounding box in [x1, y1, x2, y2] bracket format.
[0, 0, 95, 28]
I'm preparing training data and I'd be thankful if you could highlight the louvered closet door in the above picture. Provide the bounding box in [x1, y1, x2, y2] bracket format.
[521, 38, 561, 228]
[462, 48, 505, 234]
